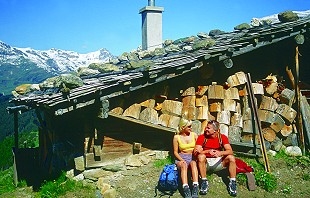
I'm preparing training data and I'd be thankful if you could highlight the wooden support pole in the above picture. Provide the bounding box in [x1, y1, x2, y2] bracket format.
[14, 111, 19, 148]
[295, 46, 305, 155]
[246, 73, 271, 173]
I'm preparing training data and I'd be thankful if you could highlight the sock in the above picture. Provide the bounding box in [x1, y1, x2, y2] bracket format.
[193, 181, 199, 186]
[201, 178, 207, 180]
[230, 178, 236, 181]
[182, 184, 189, 188]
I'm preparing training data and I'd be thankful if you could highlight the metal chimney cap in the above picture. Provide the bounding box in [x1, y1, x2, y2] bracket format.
[148, 0, 155, 6]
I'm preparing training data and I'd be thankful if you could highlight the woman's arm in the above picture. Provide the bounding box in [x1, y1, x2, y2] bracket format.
[173, 135, 183, 161]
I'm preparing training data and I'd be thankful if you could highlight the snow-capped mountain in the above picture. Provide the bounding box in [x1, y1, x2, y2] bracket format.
[0, 41, 114, 74]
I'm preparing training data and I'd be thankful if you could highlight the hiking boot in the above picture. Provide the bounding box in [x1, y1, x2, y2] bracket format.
[192, 184, 199, 198]
[228, 180, 237, 197]
[183, 185, 192, 198]
[200, 179, 209, 195]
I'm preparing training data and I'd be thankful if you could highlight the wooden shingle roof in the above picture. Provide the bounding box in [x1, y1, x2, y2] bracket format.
[8, 14, 310, 115]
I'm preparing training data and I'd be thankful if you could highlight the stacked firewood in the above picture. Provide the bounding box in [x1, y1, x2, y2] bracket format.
[109, 71, 301, 150]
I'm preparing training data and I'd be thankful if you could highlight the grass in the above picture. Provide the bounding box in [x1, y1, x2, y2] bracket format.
[153, 155, 174, 168]
[0, 167, 16, 195]
[36, 171, 95, 198]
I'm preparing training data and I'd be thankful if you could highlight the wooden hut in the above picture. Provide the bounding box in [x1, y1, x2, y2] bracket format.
[7, 12, 310, 183]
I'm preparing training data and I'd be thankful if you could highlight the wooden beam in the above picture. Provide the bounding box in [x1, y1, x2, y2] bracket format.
[14, 111, 18, 148]
[108, 112, 177, 133]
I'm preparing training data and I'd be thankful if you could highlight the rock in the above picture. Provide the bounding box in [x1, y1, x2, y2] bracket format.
[165, 44, 181, 53]
[267, 150, 277, 156]
[101, 164, 126, 172]
[278, 11, 299, 22]
[74, 156, 85, 171]
[234, 23, 251, 30]
[97, 178, 111, 194]
[77, 67, 100, 76]
[14, 84, 32, 95]
[197, 32, 209, 39]
[163, 39, 173, 46]
[125, 60, 154, 70]
[39, 74, 83, 90]
[102, 188, 117, 198]
[83, 168, 113, 180]
[192, 38, 215, 50]
[209, 29, 225, 36]
[73, 173, 84, 181]
[88, 63, 120, 73]
[285, 146, 302, 156]
[124, 155, 144, 167]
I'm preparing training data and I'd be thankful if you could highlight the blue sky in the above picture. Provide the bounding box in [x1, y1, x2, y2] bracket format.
[0, 0, 309, 56]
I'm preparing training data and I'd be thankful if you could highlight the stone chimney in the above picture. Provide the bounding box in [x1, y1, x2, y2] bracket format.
[139, 0, 164, 51]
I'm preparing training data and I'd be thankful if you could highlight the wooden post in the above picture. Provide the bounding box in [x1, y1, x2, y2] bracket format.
[246, 73, 271, 173]
[14, 111, 18, 148]
[133, 142, 142, 154]
[295, 46, 305, 154]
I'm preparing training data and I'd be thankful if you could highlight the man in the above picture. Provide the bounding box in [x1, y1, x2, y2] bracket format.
[194, 120, 237, 197]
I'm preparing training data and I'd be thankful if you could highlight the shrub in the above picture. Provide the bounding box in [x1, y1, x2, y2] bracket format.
[0, 167, 16, 194]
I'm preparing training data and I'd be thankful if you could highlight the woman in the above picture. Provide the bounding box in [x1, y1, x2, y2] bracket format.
[173, 118, 199, 198]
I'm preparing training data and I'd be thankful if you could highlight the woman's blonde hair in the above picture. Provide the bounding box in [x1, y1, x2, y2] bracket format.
[178, 118, 192, 133]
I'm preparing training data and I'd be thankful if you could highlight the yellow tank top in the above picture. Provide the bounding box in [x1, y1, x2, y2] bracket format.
[178, 132, 195, 152]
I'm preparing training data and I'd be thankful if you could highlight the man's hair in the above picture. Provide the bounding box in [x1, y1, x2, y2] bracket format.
[208, 120, 220, 131]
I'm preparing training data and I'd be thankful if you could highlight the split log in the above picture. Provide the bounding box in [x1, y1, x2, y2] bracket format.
[259, 96, 278, 111]
[252, 83, 264, 95]
[182, 106, 197, 120]
[123, 103, 141, 119]
[196, 95, 208, 107]
[270, 137, 283, 151]
[243, 119, 255, 133]
[257, 109, 285, 132]
[109, 107, 124, 115]
[196, 86, 208, 96]
[196, 106, 212, 120]
[228, 126, 242, 143]
[276, 104, 297, 123]
[139, 107, 159, 124]
[227, 71, 247, 87]
[265, 81, 278, 96]
[154, 103, 162, 111]
[243, 107, 252, 121]
[182, 96, 196, 107]
[219, 123, 229, 137]
[181, 86, 195, 96]
[235, 102, 242, 114]
[262, 127, 276, 142]
[209, 102, 222, 112]
[231, 113, 243, 128]
[140, 99, 156, 108]
[241, 133, 259, 143]
[224, 87, 240, 100]
[208, 83, 224, 99]
[280, 124, 293, 137]
[282, 133, 298, 146]
[217, 111, 231, 125]
[242, 83, 264, 95]
[192, 120, 202, 135]
[223, 99, 236, 112]
[161, 100, 183, 116]
[158, 114, 180, 130]
[280, 88, 295, 107]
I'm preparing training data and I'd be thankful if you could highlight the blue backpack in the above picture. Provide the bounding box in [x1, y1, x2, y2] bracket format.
[155, 164, 179, 197]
